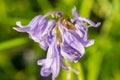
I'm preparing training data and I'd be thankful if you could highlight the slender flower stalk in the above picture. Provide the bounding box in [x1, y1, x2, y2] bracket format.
[13, 7, 101, 80]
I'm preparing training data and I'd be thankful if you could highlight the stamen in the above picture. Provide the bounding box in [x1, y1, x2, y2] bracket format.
[51, 14, 55, 18]
[55, 25, 62, 43]
[44, 11, 63, 18]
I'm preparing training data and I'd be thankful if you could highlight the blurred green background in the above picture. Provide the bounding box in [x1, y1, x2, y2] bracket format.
[0, 0, 120, 80]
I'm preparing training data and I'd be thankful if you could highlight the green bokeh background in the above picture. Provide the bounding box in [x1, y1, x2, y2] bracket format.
[0, 0, 120, 80]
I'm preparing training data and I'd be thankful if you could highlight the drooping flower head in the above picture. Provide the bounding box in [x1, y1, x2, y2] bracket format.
[13, 7, 101, 80]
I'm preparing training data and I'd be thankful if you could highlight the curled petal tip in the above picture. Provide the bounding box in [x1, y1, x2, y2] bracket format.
[41, 67, 51, 77]
[78, 17, 101, 28]
[16, 21, 23, 27]
[13, 26, 30, 32]
[13, 27, 17, 30]
[85, 40, 94, 47]
[72, 7, 79, 19]
[37, 59, 46, 65]
[95, 22, 101, 27]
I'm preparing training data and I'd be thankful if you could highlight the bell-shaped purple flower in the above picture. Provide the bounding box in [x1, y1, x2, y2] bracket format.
[13, 8, 101, 80]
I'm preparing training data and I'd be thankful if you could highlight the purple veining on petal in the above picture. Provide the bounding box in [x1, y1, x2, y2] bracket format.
[46, 34, 53, 46]
[63, 29, 85, 55]
[38, 20, 56, 48]
[41, 20, 56, 36]
[61, 41, 82, 61]
[68, 30, 94, 47]
[37, 17, 48, 34]
[28, 15, 43, 27]
[51, 48, 60, 79]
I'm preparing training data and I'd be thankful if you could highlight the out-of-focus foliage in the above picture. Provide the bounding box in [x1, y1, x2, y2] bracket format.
[0, 0, 120, 80]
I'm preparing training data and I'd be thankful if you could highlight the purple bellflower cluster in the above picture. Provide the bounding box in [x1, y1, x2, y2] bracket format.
[13, 8, 100, 80]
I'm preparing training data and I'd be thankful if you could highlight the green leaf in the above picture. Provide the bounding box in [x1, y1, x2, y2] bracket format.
[0, 37, 28, 51]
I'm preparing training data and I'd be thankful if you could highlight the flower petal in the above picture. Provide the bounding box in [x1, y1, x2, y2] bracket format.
[28, 15, 43, 27]
[63, 30, 85, 55]
[51, 55, 60, 79]
[37, 59, 46, 65]
[79, 17, 101, 27]
[39, 58, 53, 77]
[72, 7, 79, 19]
[16, 15, 42, 28]
[51, 44, 60, 79]
[41, 20, 56, 36]
[30, 17, 48, 36]
[61, 42, 82, 61]
[13, 26, 30, 32]
[68, 30, 94, 47]
[85, 40, 94, 47]
[41, 65, 51, 77]
[39, 41, 48, 50]
[60, 59, 69, 70]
